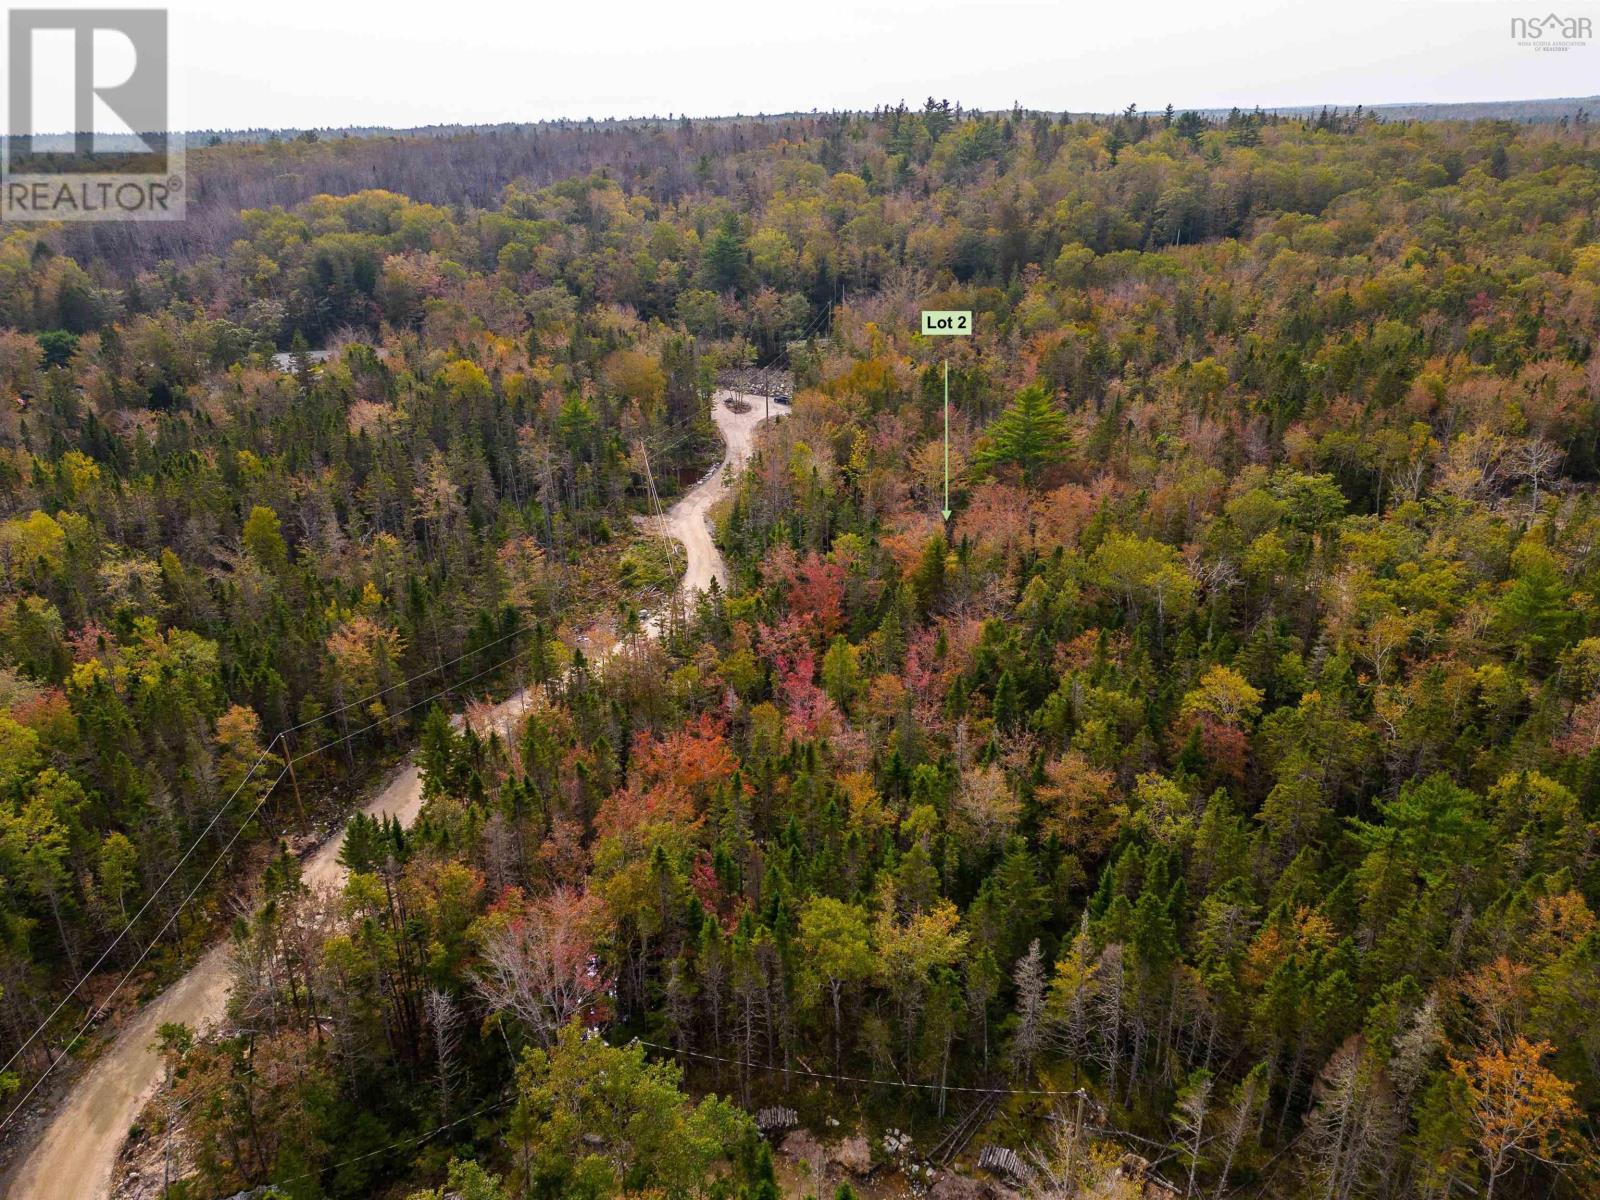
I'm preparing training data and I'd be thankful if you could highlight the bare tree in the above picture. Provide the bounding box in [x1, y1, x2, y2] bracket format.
[1009, 939, 1047, 1074]
[1301, 1036, 1397, 1200]
[473, 887, 607, 1046]
[1378, 997, 1441, 1189]
[1514, 436, 1564, 516]
[1029, 1100, 1140, 1200]
[425, 988, 464, 1123]
[1092, 944, 1127, 1099]
[1396, 453, 1430, 504]
[1213, 1061, 1268, 1200]
[1172, 1068, 1214, 1198]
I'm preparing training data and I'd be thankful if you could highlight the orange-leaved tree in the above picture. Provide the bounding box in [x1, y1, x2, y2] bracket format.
[1451, 1035, 1580, 1199]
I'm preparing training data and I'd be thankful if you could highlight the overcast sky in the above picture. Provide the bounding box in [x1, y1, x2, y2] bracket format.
[15, 0, 1600, 131]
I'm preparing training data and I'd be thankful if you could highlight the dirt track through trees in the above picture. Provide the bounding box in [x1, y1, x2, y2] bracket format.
[4, 389, 785, 1200]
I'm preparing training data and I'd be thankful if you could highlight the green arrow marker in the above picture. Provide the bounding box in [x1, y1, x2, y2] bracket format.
[920, 310, 968, 523]
[942, 359, 952, 521]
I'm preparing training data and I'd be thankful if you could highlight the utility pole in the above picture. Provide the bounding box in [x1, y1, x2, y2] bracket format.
[636, 440, 663, 524]
[283, 732, 306, 824]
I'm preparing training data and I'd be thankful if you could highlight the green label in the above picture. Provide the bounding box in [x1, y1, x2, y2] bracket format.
[921, 310, 972, 336]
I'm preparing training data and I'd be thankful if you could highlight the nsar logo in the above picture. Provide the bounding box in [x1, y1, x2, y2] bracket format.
[1510, 12, 1593, 51]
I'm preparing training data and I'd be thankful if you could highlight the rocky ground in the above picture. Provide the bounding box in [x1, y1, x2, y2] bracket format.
[110, 1113, 191, 1200]
[773, 1127, 1026, 1200]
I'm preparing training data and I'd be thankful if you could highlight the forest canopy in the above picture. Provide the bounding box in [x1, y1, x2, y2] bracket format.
[3, 100, 1600, 1199]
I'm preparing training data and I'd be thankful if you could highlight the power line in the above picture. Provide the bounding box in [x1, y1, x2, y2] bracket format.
[142, 1033, 1082, 1194]
[289, 637, 541, 761]
[634, 1040, 1095, 1098]
[7, 379, 789, 1147]
[0, 740, 283, 1083]
[639, 1041, 1179, 1185]
[0, 758, 293, 1135]
[282, 618, 533, 735]
[766, 289, 834, 366]
[0, 635, 542, 1134]
[638, 383, 789, 507]
[0, 620, 538, 1086]
[269, 1095, 515, 1189]
[181, 1030, 1069, 1192]
[2, 406, 781, 1163]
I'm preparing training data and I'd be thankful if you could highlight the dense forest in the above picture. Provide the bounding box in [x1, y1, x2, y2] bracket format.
[3, 99, 1600, 1199]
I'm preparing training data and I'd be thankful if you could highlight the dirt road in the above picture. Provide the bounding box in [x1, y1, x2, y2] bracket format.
[4, 388, 784, 1200]
[655, 390, 787, 595]
[3, 702, 523, 1200]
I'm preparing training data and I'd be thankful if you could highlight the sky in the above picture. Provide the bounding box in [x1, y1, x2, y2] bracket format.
[10, 0, 1600, 132]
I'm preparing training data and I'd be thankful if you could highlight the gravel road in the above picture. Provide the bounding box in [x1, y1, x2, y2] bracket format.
[3, 388, 785, 1200]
